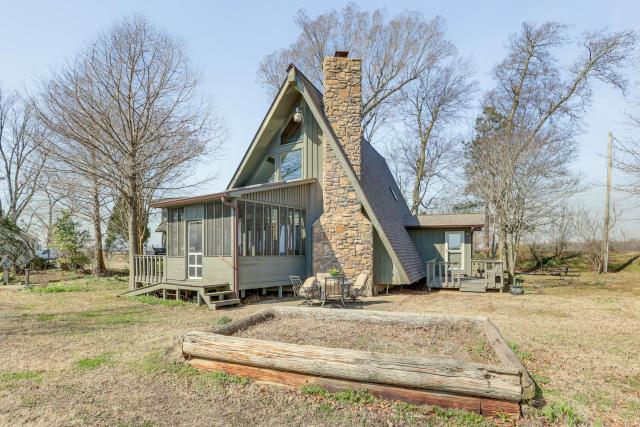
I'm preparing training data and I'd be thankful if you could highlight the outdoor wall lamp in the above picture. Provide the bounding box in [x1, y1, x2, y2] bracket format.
[293, 108, 304, 124]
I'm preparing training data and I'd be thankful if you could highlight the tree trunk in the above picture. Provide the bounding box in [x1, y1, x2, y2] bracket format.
[127, 183, 139, 290]
[91, 182, 107, 276]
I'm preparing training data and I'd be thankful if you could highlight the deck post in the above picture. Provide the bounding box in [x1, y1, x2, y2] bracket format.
[262, 287, 267, 296]
[176, 289, 181, 300]
[162, 289, 167, 300]
[278, 285, 283, 299]
[240, 290, 246, 298]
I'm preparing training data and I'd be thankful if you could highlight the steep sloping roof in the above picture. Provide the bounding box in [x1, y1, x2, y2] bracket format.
[409, 213, 485, 229]
[360, 142, 426, 283]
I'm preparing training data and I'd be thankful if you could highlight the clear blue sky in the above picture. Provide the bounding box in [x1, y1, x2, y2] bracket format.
[2, 0, 639, 239]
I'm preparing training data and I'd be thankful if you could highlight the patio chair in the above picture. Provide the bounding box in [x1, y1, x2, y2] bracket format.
[347, 272, 370, 304]
[291, 276, 320, 305]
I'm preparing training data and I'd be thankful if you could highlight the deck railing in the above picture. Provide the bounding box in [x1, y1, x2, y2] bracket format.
[470, 259, 505, 289]
[426, 260, 461, 289]
[133, 255, 165, 286]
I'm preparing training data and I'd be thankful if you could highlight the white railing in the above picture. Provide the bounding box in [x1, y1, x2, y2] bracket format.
[133, 255, 165, 285]
[471, 259, 505, 289]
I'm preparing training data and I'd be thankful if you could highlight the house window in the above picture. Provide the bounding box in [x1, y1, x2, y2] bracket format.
[280, 149, 302, 181]
[281, 115, 302, 145]
[254, 155, 276, 183]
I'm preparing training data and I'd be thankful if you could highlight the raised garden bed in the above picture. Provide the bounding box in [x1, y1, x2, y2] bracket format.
[182, 306, 534, 418]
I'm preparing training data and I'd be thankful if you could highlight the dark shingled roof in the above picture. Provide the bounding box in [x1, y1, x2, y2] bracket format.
[296, 67, 425, 283]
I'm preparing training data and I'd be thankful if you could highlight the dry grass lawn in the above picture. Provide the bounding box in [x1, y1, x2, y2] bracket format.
[1, 267, 639, 426]
[235, 314, 499, 364]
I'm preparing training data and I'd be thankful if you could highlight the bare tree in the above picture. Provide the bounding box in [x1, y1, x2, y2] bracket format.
[391, 54, 476, 214]
[257, 4, 450, 140]
[575, 205, 618, 273]
[548, 205, 574, 259]
[465, 22, 636, 280]
[0, 88, 48, 225]
[36, 16, 223, 288]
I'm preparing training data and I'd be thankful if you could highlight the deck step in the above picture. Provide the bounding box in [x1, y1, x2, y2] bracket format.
[204, 290, 234, 297]
[460, 283, 487, 293]
[212, 298, 241, 309]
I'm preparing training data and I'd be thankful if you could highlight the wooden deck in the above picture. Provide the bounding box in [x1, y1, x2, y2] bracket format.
[426, 260, 505, 292]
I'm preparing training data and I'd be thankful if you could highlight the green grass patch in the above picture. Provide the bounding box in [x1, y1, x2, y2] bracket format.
[198, 370, 249, 386]
[27, 284, 89, 293]
[431, 407, 494, 426]
[22, 394, 39, 408]
[74, 353, 112, 371]
[36, 313, 56, 321]
[508, 341, 533, 362]
[140, 351, 198, 377]
[541, 401, 582, 426]
[129, 295, 187, 307]
[393, 401, 419, 413]
[300, 385, 376, 405]
[216, 316, 232, 325]
[0, 370, 41, 384]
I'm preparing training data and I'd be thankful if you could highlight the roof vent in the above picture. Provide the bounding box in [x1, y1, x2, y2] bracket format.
[334, 50, 349, 58]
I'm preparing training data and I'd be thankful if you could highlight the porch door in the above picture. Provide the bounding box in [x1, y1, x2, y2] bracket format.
[445, 231, 464, 272]
[187, 220, 203, 279]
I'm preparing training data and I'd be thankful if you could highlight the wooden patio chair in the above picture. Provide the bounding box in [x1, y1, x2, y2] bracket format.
[347, 272, 369, 304]
[291, 276, 320, 305]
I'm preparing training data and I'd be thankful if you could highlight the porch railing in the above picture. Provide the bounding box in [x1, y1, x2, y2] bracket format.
[133, 255, 165, 286]
[470, 259, 505, 289]
[426, 260, 461, 289]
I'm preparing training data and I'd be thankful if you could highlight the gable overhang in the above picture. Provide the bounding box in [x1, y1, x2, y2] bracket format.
[150, 178, 317, 209]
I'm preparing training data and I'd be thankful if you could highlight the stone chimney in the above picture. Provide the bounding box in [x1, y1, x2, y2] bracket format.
[312, 51, 373, 293]
[322, 51, 363, 177]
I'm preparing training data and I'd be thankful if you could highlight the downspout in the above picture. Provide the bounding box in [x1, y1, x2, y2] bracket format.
[221, 196, 240, 299]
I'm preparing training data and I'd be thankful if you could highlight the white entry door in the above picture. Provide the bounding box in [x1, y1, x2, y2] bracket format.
[187, 221, 203, 279]
[445, 231, 465, 271]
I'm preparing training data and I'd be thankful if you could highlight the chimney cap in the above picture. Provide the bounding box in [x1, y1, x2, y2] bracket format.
[334, 50, 349, 58]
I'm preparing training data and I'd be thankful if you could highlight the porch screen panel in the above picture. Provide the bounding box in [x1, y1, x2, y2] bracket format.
[255, 204, 264, 256]
[271, 206, 279, 255]
[287, 208, 294, 255]
[168, 207, 185, 257]
[223, 204, 232, 256]
[294, 209, 302, 255]
[205, 203, 215, 256]
[237, 201, 245, 256]
[299, 209, 306, 256]
[246, 202, 254, 256]
[215, 202, 223, 256]
[278, 207, 287, 255]
[263, 206, 271, 256]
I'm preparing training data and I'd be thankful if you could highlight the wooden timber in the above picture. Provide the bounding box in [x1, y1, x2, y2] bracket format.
[183, 333, 522, 401]
[188, 358, 520, 418]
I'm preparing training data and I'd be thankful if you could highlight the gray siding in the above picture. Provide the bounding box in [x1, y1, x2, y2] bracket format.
[166, 256, 185, 281]
[239, 256, 306, 289]
[202, 257, 234, 284]
[373, 230, 402, 286]
[408, 228, 472, 276]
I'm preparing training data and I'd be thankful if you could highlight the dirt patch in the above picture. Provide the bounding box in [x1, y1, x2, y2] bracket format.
[233, 314, 500, 364]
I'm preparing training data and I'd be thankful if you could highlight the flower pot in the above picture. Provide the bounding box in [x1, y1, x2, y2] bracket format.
[510, 285, 524, 295]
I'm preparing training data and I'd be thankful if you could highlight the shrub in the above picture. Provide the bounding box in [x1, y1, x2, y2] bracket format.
[52, 211, 90, 271]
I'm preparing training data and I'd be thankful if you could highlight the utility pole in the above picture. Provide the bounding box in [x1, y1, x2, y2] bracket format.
[603, 132, 613, 273]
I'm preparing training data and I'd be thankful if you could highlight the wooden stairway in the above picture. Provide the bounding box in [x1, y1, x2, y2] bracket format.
[198, 285, 241, 310]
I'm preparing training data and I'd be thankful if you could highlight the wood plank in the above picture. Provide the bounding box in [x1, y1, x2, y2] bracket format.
[187, 358, 520, 417]
[182, 331, 522, 401]
[481, 320, 535, 400]
[207, 309, 275, 335]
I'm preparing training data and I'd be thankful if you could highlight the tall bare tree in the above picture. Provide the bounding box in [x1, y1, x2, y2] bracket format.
[575, 205, 618, 273]
[391, 54, 475, 214]
[465, 22, 636, 280]
[257, 3, 450, 140]
[0, 88, 48, 225]
[36, 16, 223, 288]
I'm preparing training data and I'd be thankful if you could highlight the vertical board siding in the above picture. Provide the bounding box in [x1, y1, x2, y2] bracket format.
[238, 256, 306, 290]
[373, 230, 402, 285]
[166, 256, 186, 281]
[408, 228, 472, 276]
[202, 257, 234, 284]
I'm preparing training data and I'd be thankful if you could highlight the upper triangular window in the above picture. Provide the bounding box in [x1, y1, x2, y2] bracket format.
[280, 115, 302, 145]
